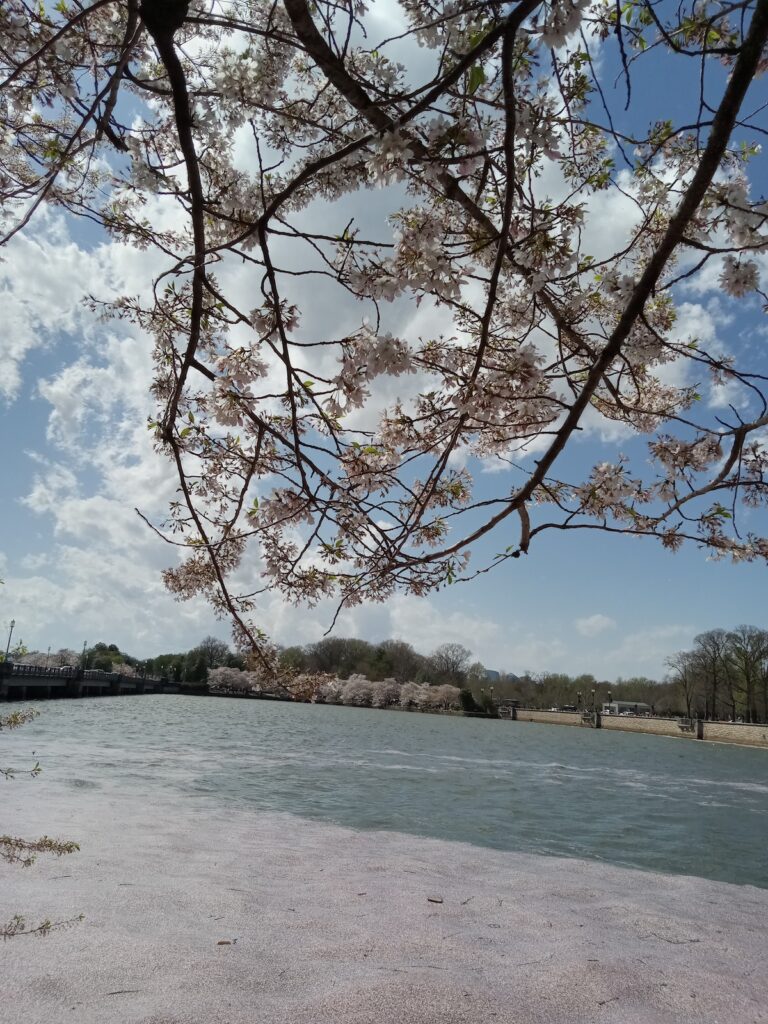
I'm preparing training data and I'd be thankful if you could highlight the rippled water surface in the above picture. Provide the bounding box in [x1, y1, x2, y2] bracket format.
[6, 696, 768, 886]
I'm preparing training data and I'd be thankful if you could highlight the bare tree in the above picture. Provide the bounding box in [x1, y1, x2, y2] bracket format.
[466, 662, 488, 686]
[666, 651, 701, 719]
[430, 644, 472, 685]
[726, 626, 768, 723]
[692, 630, 731, 720]
[196, 636, 232, 669]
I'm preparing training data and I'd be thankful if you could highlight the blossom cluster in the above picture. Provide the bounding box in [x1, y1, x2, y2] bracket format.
[2, 0, 767, 660]
[538, 0, 594, 49]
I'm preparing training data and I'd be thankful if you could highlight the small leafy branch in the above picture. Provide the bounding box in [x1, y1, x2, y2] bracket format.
[1, 913, 84, 941]
[0, 708, 41, 781]
[0, 835, 81, 869]
[0, 708, 40, 730]
[1, 707, 81, 938]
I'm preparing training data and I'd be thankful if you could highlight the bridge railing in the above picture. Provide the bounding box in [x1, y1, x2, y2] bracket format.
[5, 663, 80, 678]
[1, 662, 164, 685]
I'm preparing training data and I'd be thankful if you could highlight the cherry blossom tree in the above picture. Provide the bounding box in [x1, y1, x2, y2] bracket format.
[316, 677, 343, 704]
[15, 651, 54, 669]
[282, 670, 335, 701]
[340, 673, 374, 705]
[2, 1, 768, 666]
[208, 665, 254, 691]
[400, 680, 433, 708]
[370, 676, 401, 707]
[431, 683, 462, 709]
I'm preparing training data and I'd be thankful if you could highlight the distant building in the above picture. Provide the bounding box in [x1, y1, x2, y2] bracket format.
[484, 669, 500, 681]
[602, 701, 652, 716]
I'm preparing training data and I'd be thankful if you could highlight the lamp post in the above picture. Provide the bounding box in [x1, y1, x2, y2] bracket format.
[82, 640, 88, 670]
[4, 619, 15, 661]
[591, 689, 596, 711]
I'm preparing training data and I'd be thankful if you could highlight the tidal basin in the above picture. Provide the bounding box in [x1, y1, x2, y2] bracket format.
[2, 696, 767, 1023]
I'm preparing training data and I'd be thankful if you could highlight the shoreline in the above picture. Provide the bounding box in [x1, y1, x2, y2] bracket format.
[6, 688, 768, 753]
[2, 785, 767, 1024]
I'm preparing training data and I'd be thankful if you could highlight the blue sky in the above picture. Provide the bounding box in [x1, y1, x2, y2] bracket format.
[0, 210, 764, 680]
[0, 3, 766, 679]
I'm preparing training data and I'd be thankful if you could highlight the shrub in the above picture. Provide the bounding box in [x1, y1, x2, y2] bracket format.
[459, 689, 481, 713]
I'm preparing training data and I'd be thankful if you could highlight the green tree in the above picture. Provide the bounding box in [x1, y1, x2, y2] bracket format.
[184, 650, 208, 686]
[278, 646, 308, 672]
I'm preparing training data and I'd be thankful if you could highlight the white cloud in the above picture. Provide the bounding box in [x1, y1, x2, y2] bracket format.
[600, 624, 694, 678]
[0, 212, 99, 400]
[575, 613, 616, 637]
[19, 552, 49, 571]
[387, 594, 499, 657]
[0, 104, 759, 683]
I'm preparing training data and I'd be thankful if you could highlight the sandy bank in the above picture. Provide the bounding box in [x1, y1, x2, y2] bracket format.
[1, 785, 766, 1024]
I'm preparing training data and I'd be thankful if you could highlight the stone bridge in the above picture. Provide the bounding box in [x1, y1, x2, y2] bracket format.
[0, 661, 179, 701]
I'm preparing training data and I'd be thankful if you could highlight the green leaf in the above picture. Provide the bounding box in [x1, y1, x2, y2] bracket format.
[468, 64, 486, 95]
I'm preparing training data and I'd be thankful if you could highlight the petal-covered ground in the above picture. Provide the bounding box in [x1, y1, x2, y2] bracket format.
[1, 787, 766, 1024]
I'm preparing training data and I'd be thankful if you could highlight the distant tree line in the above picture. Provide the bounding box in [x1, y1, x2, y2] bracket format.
[16, 636, 244, 687]
[666, 627, 768, 722]
[208, 668, 465, 712]
[15, 626, 767, 722]
[475, 672, 682, 715]
[278, 638, 481, 686]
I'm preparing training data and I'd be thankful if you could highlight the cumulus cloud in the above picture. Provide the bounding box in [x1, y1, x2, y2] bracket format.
[0, 107, 754, 680]
[575, 613, 616, 637]
[600, 624, 694, 677]
[0, 212, 101, 400]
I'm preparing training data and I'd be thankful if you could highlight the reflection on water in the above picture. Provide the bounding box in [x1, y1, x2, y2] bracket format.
[5, 695, 768, 887]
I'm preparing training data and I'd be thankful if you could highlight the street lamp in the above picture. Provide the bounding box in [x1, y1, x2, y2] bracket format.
[82, 640, 88, 669]
[4, 619, 15, 661]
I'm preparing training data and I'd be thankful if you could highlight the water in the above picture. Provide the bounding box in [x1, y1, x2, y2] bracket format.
[4, 695, 768, 887]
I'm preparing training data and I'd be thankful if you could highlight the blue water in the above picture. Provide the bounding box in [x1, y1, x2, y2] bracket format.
[5, 695, 768, 887]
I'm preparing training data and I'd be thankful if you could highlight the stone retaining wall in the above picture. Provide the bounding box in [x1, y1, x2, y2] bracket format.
[515, 709, 584, 727]
[601, 715, 697, 740]
[702, 721, 768, 747]
[512, 709, 768, 748]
